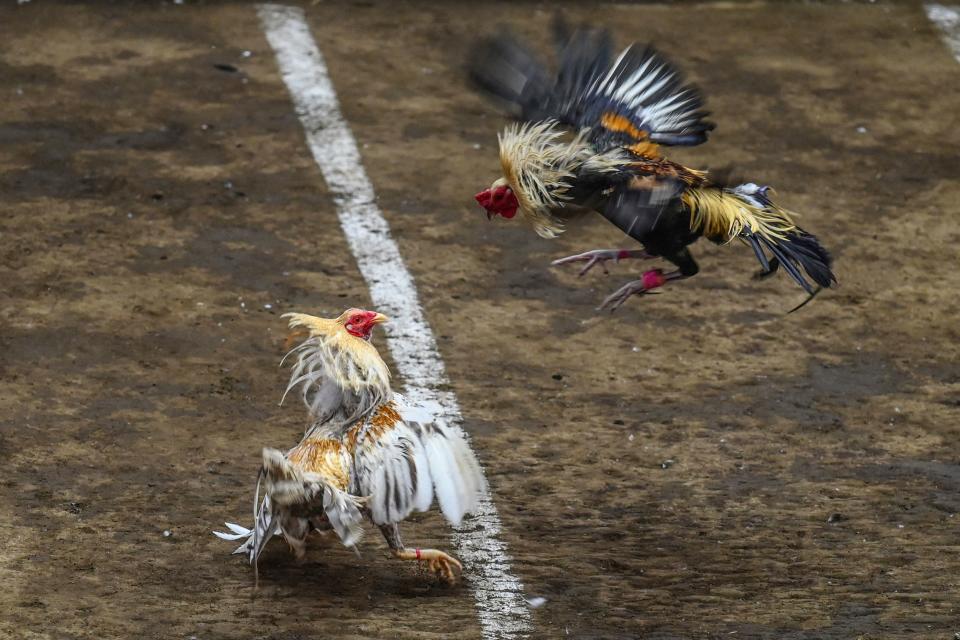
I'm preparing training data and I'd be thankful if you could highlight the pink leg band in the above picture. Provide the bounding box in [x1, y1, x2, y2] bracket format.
[641, 269, 667, 290]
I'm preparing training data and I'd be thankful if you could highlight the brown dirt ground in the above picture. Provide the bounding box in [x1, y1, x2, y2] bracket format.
[1, 2, 959, 639]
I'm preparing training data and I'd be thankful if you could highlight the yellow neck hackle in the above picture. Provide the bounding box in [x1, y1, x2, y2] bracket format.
[282, 311, 392, 397]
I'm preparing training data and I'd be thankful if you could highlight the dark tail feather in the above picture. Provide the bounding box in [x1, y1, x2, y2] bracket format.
[746, 233, 773, 275]
[788, 287, 822, 314]
[745, 229, 836, 295]
[779, 230, 836, 289]
[467, 32, 552, 121]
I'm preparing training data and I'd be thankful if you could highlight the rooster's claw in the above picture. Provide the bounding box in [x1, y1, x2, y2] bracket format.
[598, 270, 668, 311]
[598, 281, 656, 312]
[552, 249, 621, 276]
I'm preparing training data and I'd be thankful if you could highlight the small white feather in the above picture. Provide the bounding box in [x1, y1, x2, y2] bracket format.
[213, 529, 249, 541]
[224, 522, 251, 535]
[424, 430, 466, 525]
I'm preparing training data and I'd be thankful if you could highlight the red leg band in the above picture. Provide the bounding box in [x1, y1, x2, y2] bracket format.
[641, 269, 666, 290]
[415, 548, 421, 560]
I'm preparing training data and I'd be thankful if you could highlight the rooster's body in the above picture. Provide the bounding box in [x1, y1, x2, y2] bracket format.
[471, 23, 836, 310]
[215, 310, 485, 583]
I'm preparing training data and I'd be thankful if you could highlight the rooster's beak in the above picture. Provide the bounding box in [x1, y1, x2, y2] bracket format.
[486, 210, 494, 221]
[371, 312, 389, 325]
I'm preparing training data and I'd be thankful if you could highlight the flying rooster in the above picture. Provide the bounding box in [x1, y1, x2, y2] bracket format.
[214, 309, 486, 583]
[470, 21, 836, 310]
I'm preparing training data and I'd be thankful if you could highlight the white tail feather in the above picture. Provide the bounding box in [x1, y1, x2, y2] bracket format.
[422, 425, 486, 526]
[213, 523, 251, 541]
[224, 522, 251, 535]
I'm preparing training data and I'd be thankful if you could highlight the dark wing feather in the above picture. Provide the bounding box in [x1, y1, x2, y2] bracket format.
[469, 21, 714, 150]
[550, 25, 615, 127]
[584, 44, 714, 147]
[600, 180, 685, 244]
[467, 32, 553, 122]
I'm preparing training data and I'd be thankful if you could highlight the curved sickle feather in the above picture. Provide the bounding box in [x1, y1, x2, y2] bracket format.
[787, 286, 822, 314]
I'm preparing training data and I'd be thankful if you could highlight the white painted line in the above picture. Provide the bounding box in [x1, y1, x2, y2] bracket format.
[257, 5, 532, 639]
[927, 4, 960, 62]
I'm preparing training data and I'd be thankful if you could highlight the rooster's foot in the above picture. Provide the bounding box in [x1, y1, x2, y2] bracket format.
[552, 249, 652, 277]
[599, 269, 671, 311]
[394, 548, 462, 584]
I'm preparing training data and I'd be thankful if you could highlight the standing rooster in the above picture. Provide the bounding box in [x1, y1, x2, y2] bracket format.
[215, 309, 485, 583]
[470, 22, 835, 310]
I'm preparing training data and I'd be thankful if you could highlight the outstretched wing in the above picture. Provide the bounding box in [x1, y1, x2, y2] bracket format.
[469, 22, 714, 154]
[351, 395, 486, 527]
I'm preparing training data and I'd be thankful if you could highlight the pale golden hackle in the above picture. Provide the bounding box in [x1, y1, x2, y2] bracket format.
[282, 311, 391, 397]
[498, 120, 629, 238]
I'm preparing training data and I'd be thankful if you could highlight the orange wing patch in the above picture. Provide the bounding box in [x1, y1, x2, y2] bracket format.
[600, 112, 645, 140]
[600, 112, 660, 159]
[625, 140, 660, 159]
[288, 438, 350, 490]
[288, 402, 403, 490]
[344, 401, 402, 452]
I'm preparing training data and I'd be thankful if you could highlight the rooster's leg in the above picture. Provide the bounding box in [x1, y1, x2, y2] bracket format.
[279, 516, 311, 562]
[599, 249, 699, 311]
[552, 249, 653, 276]
[379, 524, 462, 584]
[599, 269, 686, 311]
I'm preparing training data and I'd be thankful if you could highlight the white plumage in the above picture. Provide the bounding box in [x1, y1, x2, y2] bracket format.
[214, 310, 485, 583]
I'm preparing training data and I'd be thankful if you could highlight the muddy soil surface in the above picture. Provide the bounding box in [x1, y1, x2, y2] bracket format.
[1, 2, 958, 639]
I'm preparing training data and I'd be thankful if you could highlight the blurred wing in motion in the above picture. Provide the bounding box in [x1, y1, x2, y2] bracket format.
[469, 20, 714, 154]
[353, 394, 486, 527]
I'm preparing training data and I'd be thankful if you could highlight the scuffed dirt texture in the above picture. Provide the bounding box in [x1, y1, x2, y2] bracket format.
[1, 2, 959, 639]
